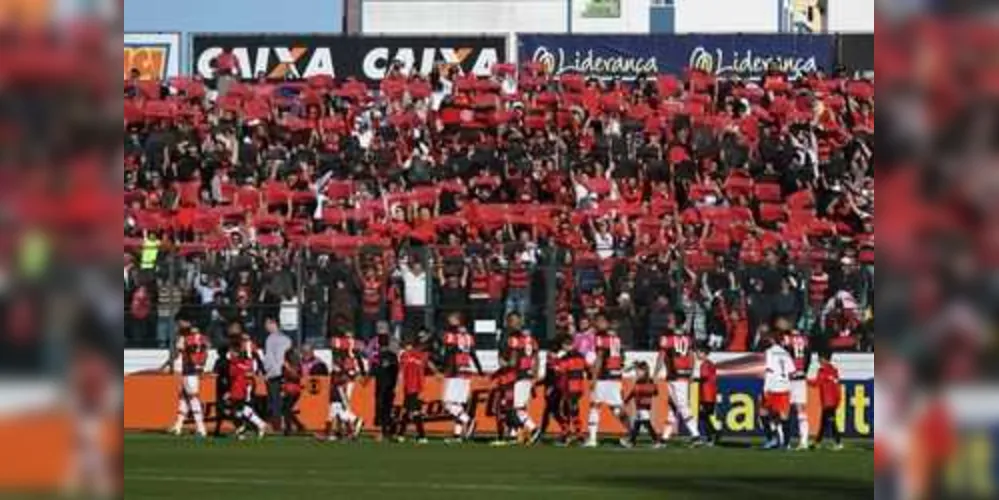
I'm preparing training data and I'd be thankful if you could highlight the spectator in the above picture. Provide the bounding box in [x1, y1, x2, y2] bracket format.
[397, 254, 430, 337]
[263, 318, 293, 428]
[646, 294, 673, 345]
[123, 63, 874, 354]
[278, 292, 301, 342]
[302, 271, 329, 345]
[771, 277, 803, 326]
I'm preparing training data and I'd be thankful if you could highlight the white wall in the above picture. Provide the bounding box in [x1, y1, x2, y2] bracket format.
[570, 0, 650, 33]
[362, 0, 567, 34]
[674, 0, 782, 33]
[827, 0, 874, 32]
[362, 0, 652, 34]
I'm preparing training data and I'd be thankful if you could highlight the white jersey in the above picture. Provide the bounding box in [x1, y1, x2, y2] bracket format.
[763, 345, 795, 393]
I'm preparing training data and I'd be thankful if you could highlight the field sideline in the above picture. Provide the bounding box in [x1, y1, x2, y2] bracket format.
[124, 434, 874, 500]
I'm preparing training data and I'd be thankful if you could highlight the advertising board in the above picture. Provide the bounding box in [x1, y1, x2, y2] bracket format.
[124, 33, 182, 81]
[191, 34, 506, 83]
[519, 34, 836, 80]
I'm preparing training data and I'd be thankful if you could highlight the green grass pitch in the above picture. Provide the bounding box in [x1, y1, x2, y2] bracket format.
[125, 434, 874, 500]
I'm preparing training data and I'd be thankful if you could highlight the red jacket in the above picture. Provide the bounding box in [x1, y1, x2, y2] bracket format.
[816, 361, 841, 409]
[699, 359, 718, 404]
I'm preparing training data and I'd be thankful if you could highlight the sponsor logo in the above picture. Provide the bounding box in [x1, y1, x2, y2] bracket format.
[688, 46, 819, 76]
[195, 46, 337, 80]
[124, 43, 171, 80]
[532, 46, 658, 79]
[361, 47, 499, 81]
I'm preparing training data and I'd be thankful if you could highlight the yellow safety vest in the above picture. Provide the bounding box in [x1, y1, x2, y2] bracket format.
[140, 236, 160, 270]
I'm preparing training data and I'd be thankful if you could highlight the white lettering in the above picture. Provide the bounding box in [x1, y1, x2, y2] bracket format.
[419, 47, 437, 77]
[273, 47, 300, 79]
[303, 48, 335, 79]
[688, 46, 818, 77]
[362, 47, 496, 80]
[362, 47, 391, 80]
[532, 46, 658, 79]
[470, 48, 498, 76]
[196, 47, 222, 78]
[248, 48, 267, 79]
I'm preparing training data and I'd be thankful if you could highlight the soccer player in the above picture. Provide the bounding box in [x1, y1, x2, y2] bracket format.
[555, 335, 589, 445]
[655, 326, 701, 444]
[325, 330, 366, 441]
[813, 352, 843, 450]
[162, 315, 209, 438]
[281, 349, 305, 436]
[227, 339, 268, 439]
[503, 312, 540, 443]
[489, 361, 520, 446]
[537, 336, 566, 443]
[695, 344, 721, 446]
[586, 314, 629, 448]
[778, 317, 812, 450]
[621, 362, 662, 448]
[761, 331, 796, 449]
[441, 313, 483, 442]
[398, 335, 437, 444]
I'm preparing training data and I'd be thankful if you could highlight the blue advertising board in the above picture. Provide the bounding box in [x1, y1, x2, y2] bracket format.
[519, 34, 837, 79]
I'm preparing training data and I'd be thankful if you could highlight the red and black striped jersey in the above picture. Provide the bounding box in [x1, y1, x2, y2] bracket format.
[659, 333, 694, 379]
[594, 331, 623, 380]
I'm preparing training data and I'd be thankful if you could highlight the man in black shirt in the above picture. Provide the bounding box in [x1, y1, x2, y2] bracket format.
[371, 334, 399, 441]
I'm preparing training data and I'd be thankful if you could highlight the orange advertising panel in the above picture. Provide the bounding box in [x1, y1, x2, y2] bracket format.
[125, 374, 825, 437]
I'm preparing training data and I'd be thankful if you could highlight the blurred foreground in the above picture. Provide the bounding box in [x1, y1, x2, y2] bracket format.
[875, 9, 999, 500]
[0, 1, 122, 498]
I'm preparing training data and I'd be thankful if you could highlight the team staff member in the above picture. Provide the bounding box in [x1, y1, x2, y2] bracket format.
[398, 335, 439, 444]
[503, 313, 540, 443]
[280, 350, 305, 436]
[813, 352, 843, 450]
[372, 334, 399, 442]
[695, 344, 720, 446]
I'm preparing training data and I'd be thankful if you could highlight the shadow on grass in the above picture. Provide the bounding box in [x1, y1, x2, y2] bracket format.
[583, 475, 872, 500]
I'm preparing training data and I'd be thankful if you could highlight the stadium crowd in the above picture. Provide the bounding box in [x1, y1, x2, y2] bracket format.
[123, 57, 874, 354]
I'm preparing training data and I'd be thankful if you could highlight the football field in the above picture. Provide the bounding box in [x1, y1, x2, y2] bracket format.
[125, 434, 874, 500]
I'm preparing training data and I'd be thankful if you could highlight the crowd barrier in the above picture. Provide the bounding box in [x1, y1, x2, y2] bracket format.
[124, 32, 873, 83]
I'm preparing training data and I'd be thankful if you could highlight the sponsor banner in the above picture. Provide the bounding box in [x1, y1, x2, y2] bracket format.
[124, 33, 181, 81]
[125, 374, 872, 438]
[190, 35, 506, 83]
[519, 34, 837, 80]
[838, 33, 874, 76]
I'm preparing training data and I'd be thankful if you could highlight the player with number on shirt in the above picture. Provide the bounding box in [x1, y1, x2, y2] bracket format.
[655, 325, 702, 444]
[324, 330, 366, 442]
[762, 331, 796, 449]
[441, 313, 484, 443]
[503, 313, 540, 444]
[777, 317, 812, 450]
[586, 314, 629, 448]
[162, 314, 210, 438]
